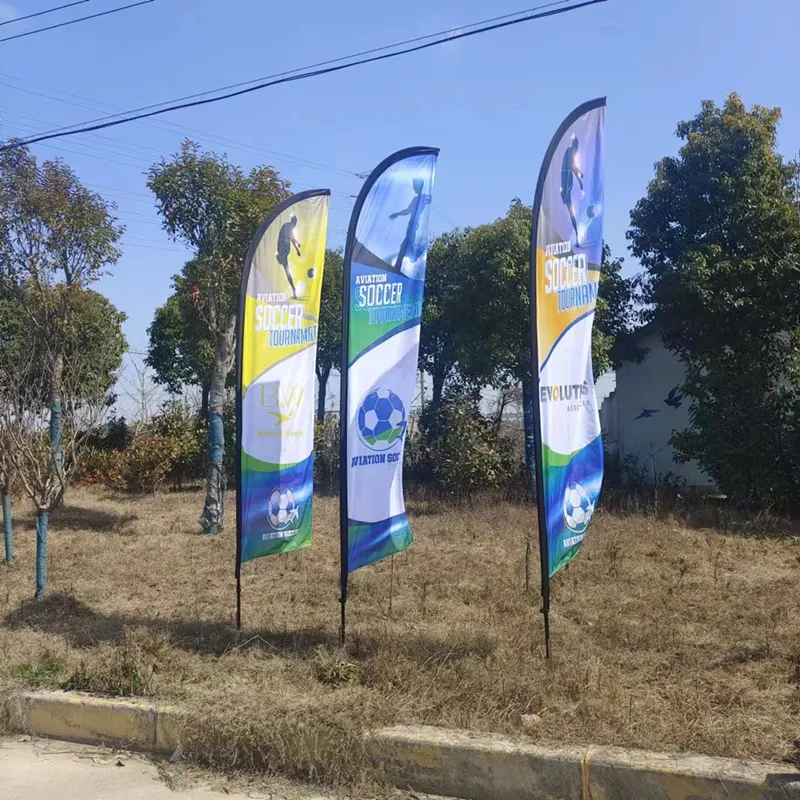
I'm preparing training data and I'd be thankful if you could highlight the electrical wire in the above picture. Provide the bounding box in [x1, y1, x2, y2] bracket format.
[1, 76, 364, 179]
[0, 0, 91, 27]
[65, 0, 579, 121]
[1, 0, 606, 148]
[2, 111, 164, 157]
[0, 77, 457, 225]
[0, 0, 155, 43]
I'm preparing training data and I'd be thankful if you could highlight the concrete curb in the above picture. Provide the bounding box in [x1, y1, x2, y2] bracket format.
[4, 692, 799, 799]
[366, 726, 800, 800]
[4, 691, 182, 754]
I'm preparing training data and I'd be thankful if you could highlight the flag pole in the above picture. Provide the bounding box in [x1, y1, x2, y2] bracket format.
[339, 177, 358, 648]
[234, 189, 249, 633]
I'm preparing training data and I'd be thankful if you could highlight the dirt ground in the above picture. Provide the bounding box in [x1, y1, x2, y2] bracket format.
[1, 488, 799, 788]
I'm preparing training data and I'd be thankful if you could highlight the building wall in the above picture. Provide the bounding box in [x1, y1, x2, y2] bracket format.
[602, 329, 712, 487]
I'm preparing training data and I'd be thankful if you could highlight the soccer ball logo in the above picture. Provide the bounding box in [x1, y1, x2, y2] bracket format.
[267, 486, 298, 530]
[357, 387, 406, 451]
[563, 481, 594, 533]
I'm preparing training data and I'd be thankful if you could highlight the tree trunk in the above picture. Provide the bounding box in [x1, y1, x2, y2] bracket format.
[317, 365, 331, 422]
[35, 509, 48, 598]
[50, 351, 64, 484]
[2, 487, 13, 566]
[200, 321, 235, 535]
[201, 382, 210, 419]
[431, 370, 444, 411]
[36, 349, 65, 591]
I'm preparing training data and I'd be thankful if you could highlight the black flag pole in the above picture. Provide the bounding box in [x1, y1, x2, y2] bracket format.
[529, 97, 606, 659]
[338, 175, 358, 647]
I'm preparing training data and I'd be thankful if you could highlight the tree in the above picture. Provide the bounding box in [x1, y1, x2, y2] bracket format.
[628, 94, 800, 507]
[421, 202, 638, 469]
[148, 141, 290, 534]
[146, 267, 215, 415]
[315, 249, 343, 421]
[448, 200, 534, 393]
[0, 287, 126, 595]
[0, 287, 25, 566]
[0, 144, 124, 595]
[594, 245, 641, 375]
[420, 231, 466, 410]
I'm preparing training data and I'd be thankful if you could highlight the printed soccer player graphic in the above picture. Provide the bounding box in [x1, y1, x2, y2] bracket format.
[277, 215, 302, 299]
[560, 134, 584, 240]
[389, 177, 431, 275]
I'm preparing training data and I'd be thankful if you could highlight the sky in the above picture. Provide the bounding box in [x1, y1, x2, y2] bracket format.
[2, 0, 799, 413]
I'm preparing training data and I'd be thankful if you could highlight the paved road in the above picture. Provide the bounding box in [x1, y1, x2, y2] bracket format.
[0, 739, 332, 800]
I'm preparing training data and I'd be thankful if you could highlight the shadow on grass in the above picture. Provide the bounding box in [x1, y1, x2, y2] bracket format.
[4, 591, 336, 658]
[19, 506, 138, 534]
[4, 590, 497, 667]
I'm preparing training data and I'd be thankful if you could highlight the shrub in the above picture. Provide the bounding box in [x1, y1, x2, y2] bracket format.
[151, 400, 205, 489]
[314, 415, 340, 493]
[84, 414, 132, 451]
[78, 433, 191, 493]
[419, 395, 520, 497]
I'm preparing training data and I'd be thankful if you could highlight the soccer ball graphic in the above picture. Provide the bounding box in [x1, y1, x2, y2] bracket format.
[576, 201, 603, 249]
[563, 481, 594, 533]
[357, 387, 406, 451]
[267, 486, 298, 530]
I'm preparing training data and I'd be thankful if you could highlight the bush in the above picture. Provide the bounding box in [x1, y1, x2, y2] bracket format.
[418, 395, 521, 498]
[79, 433, 200, 494]
[151, 400, 205, 489]
[314, 415, 340, 493]
[84, 414, 132, 451]
[78, 401, 207, 492]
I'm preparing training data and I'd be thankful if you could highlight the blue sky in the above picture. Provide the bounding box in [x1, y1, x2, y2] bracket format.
[2, 0, 799, 365]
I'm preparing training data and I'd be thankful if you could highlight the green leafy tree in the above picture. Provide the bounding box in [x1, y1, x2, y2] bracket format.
[420, 230, 467, 410]
[148, 141, 290, 534]
[594, 245, 641, 374]
[448, 200, 533, 392]
[146, 266, 215, 415]
[0, 144, 124, 596]
[315, 249, 343, 421]
[628, 94, 800, 508]
[421, 202, 636, 470]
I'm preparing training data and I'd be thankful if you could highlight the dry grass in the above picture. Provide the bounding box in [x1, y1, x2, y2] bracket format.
[1, 487, 799, 788]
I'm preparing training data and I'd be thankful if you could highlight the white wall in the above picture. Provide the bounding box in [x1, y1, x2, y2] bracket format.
[603, 329, 712, 487]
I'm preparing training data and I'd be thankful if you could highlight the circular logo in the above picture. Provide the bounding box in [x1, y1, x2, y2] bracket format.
[267, 486, 297, 530]
[357, 387, 406, 451]
[307, 267, 316, 279]
[563, 481, 594, 534]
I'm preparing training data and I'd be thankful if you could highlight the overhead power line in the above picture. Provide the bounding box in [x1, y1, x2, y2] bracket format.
[1, 0, 607, 149]
[55, 0, 579, 123]
[0, 0, 155, 43]
[0, 0, 92, 27]
[0, 75, 458, 226]
[1, 75, 365, 178]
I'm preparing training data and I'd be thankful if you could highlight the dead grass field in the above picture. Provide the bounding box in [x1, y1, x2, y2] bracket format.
[1, 488, 799, 788]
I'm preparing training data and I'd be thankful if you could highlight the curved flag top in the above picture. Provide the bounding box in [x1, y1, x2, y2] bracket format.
[341, 148, 439, 579]
[531, 99, 606, 587]
[236, 190, 329, 568]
